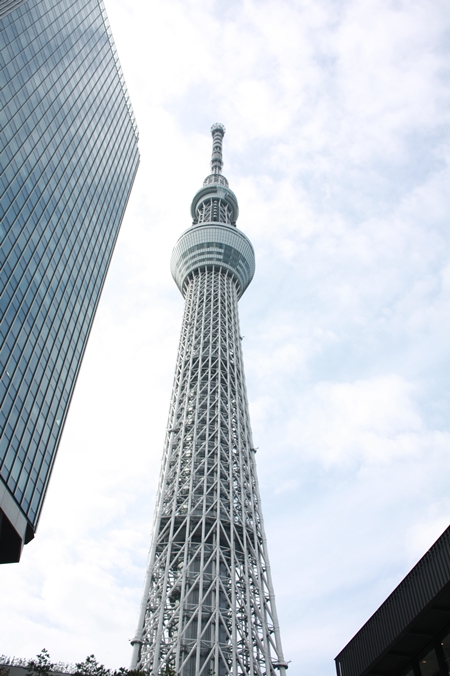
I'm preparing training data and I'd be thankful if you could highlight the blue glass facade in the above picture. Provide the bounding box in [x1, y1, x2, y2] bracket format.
[0, 0, 139, 561]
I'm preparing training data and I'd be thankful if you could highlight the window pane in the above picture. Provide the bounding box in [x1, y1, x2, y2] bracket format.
[441, 630, 450, 673]
[419, 648, 441, 676]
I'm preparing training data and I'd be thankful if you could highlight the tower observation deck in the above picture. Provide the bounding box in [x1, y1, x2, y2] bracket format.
[131, 124, 288, 676]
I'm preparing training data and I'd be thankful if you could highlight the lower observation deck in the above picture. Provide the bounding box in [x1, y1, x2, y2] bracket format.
[170, 222, 255, 298]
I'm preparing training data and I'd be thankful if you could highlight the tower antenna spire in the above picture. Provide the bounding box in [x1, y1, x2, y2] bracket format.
[210, 122, 226, 175]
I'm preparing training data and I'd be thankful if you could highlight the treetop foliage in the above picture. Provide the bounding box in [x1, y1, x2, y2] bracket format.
[25, 651, 148, 676]
[26, 649, 54, 676]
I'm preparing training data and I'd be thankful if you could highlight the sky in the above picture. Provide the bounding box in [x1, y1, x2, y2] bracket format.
[1, 0, 450, 674]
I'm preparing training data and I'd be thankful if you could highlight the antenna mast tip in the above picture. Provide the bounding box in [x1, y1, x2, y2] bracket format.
[211, 123, 226, 135]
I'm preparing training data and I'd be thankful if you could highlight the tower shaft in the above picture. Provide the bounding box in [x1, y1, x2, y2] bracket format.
[132, 125, 287, 676]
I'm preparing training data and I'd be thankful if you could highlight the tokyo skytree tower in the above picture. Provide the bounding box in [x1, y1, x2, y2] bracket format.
[131, 124, 288, 676]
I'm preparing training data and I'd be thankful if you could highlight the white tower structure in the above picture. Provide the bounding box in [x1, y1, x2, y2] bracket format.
[131, 124, 288, 676]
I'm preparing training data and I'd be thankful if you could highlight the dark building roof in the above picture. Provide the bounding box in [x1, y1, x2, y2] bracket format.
[335, 525, 450, 676]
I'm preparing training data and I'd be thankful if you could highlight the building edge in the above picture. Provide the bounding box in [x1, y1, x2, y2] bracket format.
[335, 524, 450, 676]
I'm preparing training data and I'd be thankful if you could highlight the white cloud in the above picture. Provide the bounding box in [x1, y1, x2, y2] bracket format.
[287, 374, 425, 466]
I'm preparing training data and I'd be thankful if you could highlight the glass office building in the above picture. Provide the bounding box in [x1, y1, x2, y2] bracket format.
[0, 0, 139, 562]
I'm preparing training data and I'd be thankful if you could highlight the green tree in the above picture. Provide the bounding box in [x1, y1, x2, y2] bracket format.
[74, 656, 110, 676]
[27, 649, 55, 676]
[111, 668, 149, 676]
[0, 665, 11, 676]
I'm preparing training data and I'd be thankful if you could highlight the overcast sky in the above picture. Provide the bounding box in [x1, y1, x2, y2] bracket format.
[1, 0, 450, 674]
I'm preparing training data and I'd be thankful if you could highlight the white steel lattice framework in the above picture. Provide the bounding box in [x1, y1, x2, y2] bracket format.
[131, 124, 288, 676]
